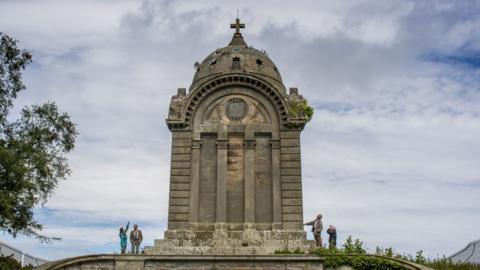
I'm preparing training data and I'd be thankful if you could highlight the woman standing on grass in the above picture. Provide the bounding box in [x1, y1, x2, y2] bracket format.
[119, 221, 130, 254]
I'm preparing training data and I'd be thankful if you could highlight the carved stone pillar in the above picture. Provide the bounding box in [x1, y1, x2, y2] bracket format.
[215, 139, 228, 224]
[188, 140, 201, 227]
[271, 140, 282, 230]
[243, 139, 256, 224]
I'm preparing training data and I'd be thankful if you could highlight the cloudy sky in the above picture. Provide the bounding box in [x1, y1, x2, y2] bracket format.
[1, 0, 479, 261]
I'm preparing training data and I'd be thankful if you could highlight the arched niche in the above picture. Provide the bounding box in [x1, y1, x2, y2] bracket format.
[190, 86, 281, 230]
[181, 75, 289, 130]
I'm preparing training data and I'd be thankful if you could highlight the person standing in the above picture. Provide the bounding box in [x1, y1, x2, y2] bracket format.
[327, 225, 337, 248]
[130, 224, 143, 254]
[119, 222, 130, 254]
[305, 214, 323, 247]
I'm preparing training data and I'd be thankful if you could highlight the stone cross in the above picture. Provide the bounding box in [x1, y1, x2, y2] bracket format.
[230, 18, 245, 34]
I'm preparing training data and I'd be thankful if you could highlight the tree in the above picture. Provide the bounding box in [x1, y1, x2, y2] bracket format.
[0, 253, 32, 270]
[0, 33, 78, 242]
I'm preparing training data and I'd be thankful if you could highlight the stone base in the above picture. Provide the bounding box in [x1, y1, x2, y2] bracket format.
[145, 228, 311, 255]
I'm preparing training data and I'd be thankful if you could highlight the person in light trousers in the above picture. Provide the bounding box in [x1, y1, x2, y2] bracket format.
[129, 224, 143, 254]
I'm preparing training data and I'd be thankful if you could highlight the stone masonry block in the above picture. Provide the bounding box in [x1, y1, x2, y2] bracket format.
[280, 131, 301, 139]
[281, 154, 301, 161]
[171, 168, 190, 176]
[172, 139, 191, 147]
[283, 214, 303, 221]
[167, 221, 188, 230]
[282, 176, 302, 182]
[171, 147, 191, 154]
[283, 221, 304, 230]
[170, 175, 190, 183]
[281, 168, 301, 176]
[282, 198, 302, 206]
[170, 190, 189, 198]
[282, 190, 302, 198]
[280, 138, 300, 147]
[168, 213, 188, 221]
[171, 161, 191, 168]
[169, 205, 189, 213]
[172, 132, 192, 139]
[170, 183, 190, 190]
[282, 206, 303, 213]
[171, 154, 191, 161]
[281, 183, 302, 190]
[280, 147, 300, 154]
[281, 161, 301, 168]
[169, 198, 189, 206]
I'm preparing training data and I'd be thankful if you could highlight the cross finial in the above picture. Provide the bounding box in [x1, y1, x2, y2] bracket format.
[230, 17, 245, 34]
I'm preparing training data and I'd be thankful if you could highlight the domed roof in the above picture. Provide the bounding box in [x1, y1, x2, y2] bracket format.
[191, 19, 283, 89]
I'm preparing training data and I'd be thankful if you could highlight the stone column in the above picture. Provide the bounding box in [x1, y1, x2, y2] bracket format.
[188, 140, 201, 227]
[271, 140, 282, 230]
[215, 139, 228, 224]
[243, 139, 256, 225]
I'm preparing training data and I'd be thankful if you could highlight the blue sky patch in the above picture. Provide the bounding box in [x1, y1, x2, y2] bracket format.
[422, 48, 480, 69]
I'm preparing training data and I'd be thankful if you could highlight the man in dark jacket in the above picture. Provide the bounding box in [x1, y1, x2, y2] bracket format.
[327, 225, 337, 248]
[305, 214, 323, 247]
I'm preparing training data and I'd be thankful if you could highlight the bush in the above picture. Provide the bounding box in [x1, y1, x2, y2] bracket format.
[324, 254, 406, 270]
[310, 245, 407, 270]
[343, 236, 366, 254]
[276, 236, 480, 270]
[288, 99, 314, 122]
[425, 259, 480, 270]
[0, 254, 32, 270]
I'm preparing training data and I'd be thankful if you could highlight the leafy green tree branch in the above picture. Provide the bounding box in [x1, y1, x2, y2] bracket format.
[0, 33, 78, 242]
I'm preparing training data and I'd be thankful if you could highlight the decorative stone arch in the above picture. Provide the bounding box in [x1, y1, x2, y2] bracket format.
[183, 74, 289, 129]
[192, 88, 281, 140]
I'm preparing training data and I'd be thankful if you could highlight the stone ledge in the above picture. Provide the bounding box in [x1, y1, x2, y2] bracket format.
[35, 254, 433, 270]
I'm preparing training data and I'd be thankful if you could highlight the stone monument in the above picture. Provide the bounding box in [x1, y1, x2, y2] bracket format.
[36, 18, 433, 270]
[145, 18, 312, 255]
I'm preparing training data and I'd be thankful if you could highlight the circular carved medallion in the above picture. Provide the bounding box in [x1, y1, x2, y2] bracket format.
[226, 98, 248, 121]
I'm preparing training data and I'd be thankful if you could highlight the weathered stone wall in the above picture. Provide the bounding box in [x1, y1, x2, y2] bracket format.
[168, 131, 192, 231]
[280, 130, 303, 231]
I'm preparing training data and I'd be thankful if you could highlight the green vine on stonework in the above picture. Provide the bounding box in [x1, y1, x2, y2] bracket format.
[310, 247, 407, 270]
[323, 255, 407, 270]
[288, 99, 314, 122]
[274, 235, 480, 270]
